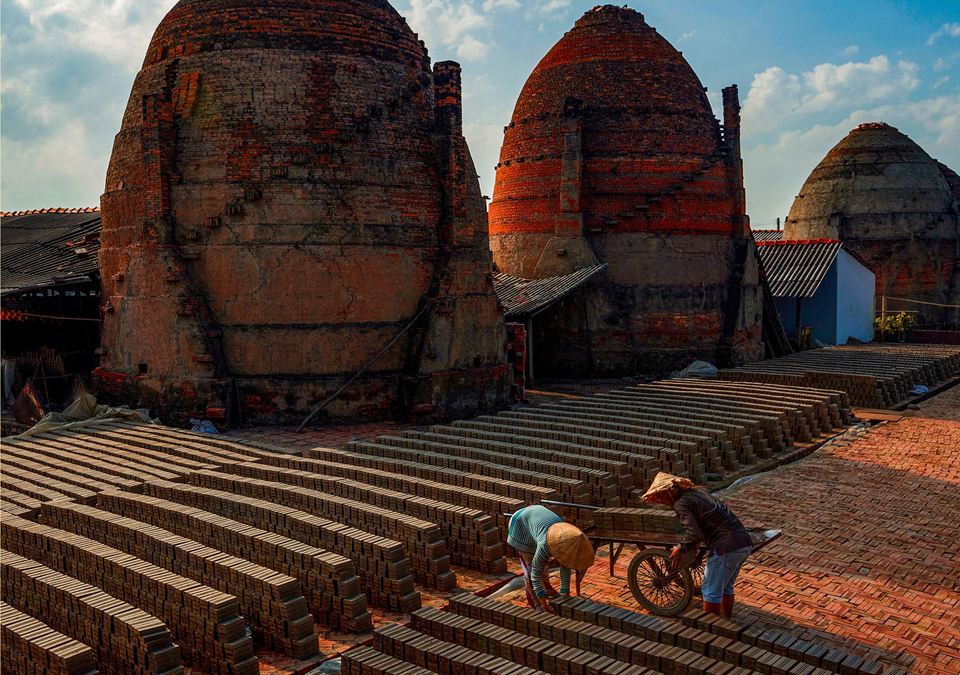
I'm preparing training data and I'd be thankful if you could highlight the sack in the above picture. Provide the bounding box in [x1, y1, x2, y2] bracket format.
[670, 360, 718, 379]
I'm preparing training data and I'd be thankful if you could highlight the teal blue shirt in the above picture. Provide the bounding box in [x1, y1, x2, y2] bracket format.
[507, 505, 571, 598]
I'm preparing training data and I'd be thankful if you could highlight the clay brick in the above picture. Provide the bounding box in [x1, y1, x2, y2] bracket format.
[2, 550, 181, 675]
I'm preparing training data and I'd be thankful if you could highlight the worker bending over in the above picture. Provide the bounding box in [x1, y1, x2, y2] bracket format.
[507, 504, 595, 613]
[642, 473, 752, 618]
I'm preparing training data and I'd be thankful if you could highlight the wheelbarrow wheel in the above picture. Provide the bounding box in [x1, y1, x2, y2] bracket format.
[690, 556, 706, 596]
[627, 549, 694, 616]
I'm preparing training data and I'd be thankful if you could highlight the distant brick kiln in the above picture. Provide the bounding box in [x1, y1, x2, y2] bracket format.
[784, 122, 960, 328]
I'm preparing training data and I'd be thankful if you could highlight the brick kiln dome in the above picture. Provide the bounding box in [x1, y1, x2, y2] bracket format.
[97, 0, 510, 423]
[488, 5, 762, 375]
[784, 123, 960, 326]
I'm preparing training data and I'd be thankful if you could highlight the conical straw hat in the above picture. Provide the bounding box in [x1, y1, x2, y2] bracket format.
[546, 523, 595, 571]
[641, 472, 696, 502]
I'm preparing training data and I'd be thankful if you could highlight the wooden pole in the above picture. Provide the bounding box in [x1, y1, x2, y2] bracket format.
[526, 316, 534, 385]
[795, 297, 803, 349]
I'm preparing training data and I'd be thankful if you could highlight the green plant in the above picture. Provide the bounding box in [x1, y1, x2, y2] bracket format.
[875, 312, 917, 342]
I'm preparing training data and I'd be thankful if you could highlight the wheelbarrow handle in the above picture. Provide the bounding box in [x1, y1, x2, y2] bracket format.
[540, 500, 601, 511]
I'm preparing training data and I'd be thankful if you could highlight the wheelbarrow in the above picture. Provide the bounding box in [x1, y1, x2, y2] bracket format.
[540, 500, 782, 616]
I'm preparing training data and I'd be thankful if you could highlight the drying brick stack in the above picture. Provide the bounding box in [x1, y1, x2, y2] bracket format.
[1, 551, 182, 675]
[227, 461, 507, 575]
[1, 601, 99, 675]
[94, 489, 372, 632]
[1, 516, 256, 675]
[593, 508, 683, 536]
[301, 378, 851, 515]
[349, 590, 898, 675]
[38, 500, 319, 660]
[719, 343, 960, 408]
[144, 479, 422, 613]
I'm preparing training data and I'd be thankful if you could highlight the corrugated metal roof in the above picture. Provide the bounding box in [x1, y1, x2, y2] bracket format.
[494, 264, 607, 317]
[752, 230, 783, 242]
[756, 239, 843, 298]
[1, 210, 102, 294]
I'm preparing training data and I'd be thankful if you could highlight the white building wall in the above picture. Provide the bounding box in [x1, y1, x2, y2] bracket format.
[835, 249, 876, 343]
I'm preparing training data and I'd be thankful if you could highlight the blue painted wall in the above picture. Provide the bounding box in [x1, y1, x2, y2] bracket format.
[835, 249, 876, 343]
[772, 250, 874, 345]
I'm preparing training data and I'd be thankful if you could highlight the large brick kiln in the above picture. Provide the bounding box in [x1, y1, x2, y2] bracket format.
[488, 5, 763, 377]
[784, 122, 960, 328]
[95, 0, 511, 424]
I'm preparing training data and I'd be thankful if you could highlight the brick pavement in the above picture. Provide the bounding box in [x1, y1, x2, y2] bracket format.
[497, 411, 959, 675]
[913, 381, 960, 422]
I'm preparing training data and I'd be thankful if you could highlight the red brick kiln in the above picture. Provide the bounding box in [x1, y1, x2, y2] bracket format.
[488, 5, 762, 377]
[95, 0, 511, 424]
[784, 123, 960, 328]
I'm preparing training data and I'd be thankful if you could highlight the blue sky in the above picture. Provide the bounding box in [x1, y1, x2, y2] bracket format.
[2, 1, 958, 228]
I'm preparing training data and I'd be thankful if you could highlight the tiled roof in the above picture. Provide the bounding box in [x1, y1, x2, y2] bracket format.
[493, 264, 607, 317]
[1, 209, 102, 294]
[755, 239, 843, 298]
[751, 229, 783, 242]
[0, 206, 100, 217]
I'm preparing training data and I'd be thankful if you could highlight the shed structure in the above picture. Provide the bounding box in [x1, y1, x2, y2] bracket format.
[0, 208, 103, 360]
[757, 239, 875, 346]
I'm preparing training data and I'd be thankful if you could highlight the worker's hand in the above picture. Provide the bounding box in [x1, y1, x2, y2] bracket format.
[539, 596, 557, 614]
[669, 545, 683, 570]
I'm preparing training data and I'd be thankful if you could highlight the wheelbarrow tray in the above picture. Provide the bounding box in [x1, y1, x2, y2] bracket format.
[582, 527, 782, 576]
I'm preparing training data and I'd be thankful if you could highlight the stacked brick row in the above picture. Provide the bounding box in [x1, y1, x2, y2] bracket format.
[144, 479, 421, 613]
[441, 592, 895, 675]
[1, 516, 256, 675]
[5, 434, 204, 480]
[592, 508, 683, 536]
[329, 379, 848, 508]
[94, 489, 372, 633]
[37, 500, 319, 660]
[439, 422, 662, 491]
[227, 461, 507, 575]
[1, 601, 99, 675]
[1, 444, 144, 493]
[77, 424, 253, 469]
[719, 344, 960, 408]
[1, 551, 182, 675]
[295, 449, 551, 536]
[1, 488, 43, 519]
[345, 437, 597, 505]
[0, 462, 98, 505]
[188, 469, 456, 591]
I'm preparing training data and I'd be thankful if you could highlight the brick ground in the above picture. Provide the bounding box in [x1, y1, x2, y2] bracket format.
[496, 406, 959, 675]
[914, 381, 960, 422]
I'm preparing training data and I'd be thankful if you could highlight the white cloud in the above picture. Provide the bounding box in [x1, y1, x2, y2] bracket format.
[927, 22, 960, 46]
[458, 35, 491, 61]
[840, 45, 859, 57]
[464, 121, 506, 199]
[679, 30, 696, 42]
[524, 0, 571, 21]
[1, 0, 176, 210]
[482, 0, 520, 10]
[933, 76, 950, 90]
[744, 94, 960, 225]
[742, 56, 921, 135]
[934, 57, 950, 72]
[13, 0, 176, 74]
[407, 0, 491, 62]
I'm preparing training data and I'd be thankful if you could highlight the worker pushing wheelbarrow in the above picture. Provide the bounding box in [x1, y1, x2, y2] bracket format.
[508, 473, 780, 618]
